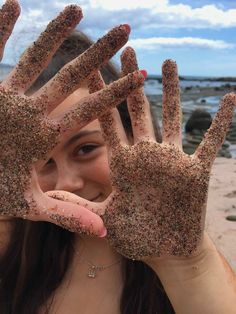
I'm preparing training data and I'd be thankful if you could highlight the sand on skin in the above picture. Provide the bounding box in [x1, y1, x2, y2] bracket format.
[0, 158, 235, 270]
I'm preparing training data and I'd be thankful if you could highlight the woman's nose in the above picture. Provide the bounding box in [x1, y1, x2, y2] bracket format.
[55, 165, 85, 192]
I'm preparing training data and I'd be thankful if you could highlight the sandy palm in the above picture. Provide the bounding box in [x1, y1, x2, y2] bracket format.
[83, 47, 236, 259]
[0, 0, 145, 235]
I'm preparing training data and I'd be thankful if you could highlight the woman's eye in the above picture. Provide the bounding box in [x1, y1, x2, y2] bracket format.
[75, 144, 98, 156]
[37, 158, 55, 174]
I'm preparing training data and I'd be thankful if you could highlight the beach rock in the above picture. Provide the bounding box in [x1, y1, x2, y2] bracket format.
[183, 118, 232, 158]
[185, 109, 212, 133]
[183, 134, 232, 157]
[222, 141, 230, 148]
[226, 215, 236, 222]
[226, 122, 236, 144]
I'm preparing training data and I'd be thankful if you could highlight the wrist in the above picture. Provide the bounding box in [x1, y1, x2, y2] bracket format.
[144, 232, 212, 278]
[144, 233, 236, 314]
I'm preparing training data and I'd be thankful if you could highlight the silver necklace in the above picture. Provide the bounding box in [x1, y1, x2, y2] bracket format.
[73, 245, 122, 279]
[74, 248, 122, 279]
[85, 258, 122, 278]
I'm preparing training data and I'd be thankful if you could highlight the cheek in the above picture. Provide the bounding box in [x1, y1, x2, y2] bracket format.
[85, 153, 111, 187]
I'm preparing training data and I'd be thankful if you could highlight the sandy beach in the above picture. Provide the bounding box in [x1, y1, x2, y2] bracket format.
[206, 157, 236, 271]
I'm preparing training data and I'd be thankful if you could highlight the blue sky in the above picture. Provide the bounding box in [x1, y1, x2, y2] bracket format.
[1, 0, 236, 77]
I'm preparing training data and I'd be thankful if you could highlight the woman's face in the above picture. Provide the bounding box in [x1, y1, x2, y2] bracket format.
[36, 87, 112, 202]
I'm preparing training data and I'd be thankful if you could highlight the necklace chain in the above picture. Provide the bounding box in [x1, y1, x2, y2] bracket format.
[86, 259, 122, 278]
[74, 247, 122, 279]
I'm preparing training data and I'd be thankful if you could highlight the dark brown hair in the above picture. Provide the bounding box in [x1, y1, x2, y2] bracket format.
[0, 30, 174, 314]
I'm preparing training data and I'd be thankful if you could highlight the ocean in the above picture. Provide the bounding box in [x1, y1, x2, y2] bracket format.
[144, 77, 236, 115]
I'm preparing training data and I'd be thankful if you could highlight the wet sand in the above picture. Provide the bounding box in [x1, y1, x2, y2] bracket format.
[207, 157, 236, 271]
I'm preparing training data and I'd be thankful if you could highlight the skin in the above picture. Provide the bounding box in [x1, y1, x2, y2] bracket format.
[37, 87, 125, 314]
[0, 1, 145, 236]
[37, 87, 114, 201]
[0, 0, 20, 60]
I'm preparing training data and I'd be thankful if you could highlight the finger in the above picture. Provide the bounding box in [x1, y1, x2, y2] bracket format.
[87, 71, 105, 93]
[34, 24, 131, 114]
[194, 93, 236, 167]
[26, 190, 107, 237]
[121, 47, 156, 142]
[46, 190, 105, 215]
[56, 70, 146, 134]
[2, 5, 83, 93]
[99, 110, 127, 151]
[162, 59, 182, 147]
[0, 0, 20, 61]
[87, 71, 128, 152]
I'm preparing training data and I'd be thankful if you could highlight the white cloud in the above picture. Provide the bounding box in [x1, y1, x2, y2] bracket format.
[9, 0, 236, 33]
[53, 1, 88, 9]
[127, 37, 235, 50]
[2, 0, 236, 66]
[151, 4, 236, 28]
[27, 9, 43, 18]
[78, 0, 236, 29]
[89, 0, 168, 10]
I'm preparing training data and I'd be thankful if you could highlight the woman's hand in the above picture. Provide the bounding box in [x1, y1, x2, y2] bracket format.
[82, 47, 235, 260]
[0, 0, 145, 236]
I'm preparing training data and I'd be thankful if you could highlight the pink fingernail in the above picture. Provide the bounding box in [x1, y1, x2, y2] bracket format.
[98, 227, 107, 238]
[140, 70, 148, 79]
[123, 24, 131, 34]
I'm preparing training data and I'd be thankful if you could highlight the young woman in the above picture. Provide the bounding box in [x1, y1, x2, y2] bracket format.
[0, 1, 235, 314]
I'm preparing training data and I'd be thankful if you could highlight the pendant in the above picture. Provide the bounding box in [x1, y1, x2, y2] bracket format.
[87, 265, 97, 278]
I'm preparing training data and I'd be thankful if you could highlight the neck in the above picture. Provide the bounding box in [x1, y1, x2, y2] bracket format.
[43, 235, 124, 313]
[67, 234, 124, 291]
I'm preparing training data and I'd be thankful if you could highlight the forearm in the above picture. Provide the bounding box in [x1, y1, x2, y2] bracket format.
[146, 233, 236, 314]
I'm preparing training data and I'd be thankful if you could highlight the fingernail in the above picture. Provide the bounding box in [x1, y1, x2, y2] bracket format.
[122, 24, 131, 34]
[140, 70, 148, 79]
[98, 227, 107, 238]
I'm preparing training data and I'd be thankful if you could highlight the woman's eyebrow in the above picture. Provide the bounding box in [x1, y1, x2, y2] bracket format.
[64, 130, 101, 148]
